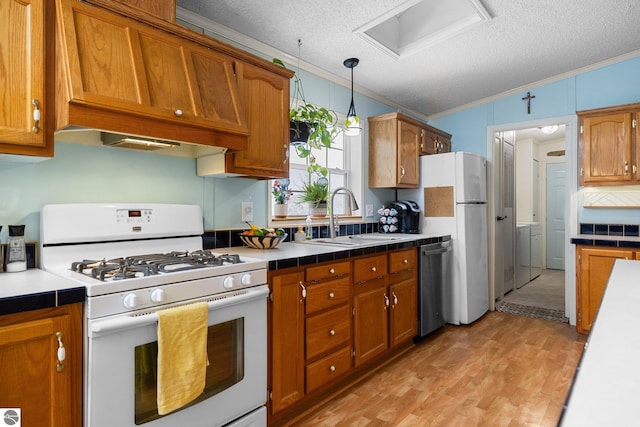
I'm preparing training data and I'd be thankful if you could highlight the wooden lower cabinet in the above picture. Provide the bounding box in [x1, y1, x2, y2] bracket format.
[269, 249, 419, 424]
[576, 245, 636, 334]
[353, 249, 418, 366]
[0, 303, 82, 427]
[269, 269, 305, 414]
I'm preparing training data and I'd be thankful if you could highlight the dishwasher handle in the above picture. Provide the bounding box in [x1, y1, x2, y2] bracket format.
[421, 241, 451, 256]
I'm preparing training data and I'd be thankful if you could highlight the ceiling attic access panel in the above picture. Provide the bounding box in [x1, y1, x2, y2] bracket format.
[355, 0, 491, 59]
[55, 0, 248, 150]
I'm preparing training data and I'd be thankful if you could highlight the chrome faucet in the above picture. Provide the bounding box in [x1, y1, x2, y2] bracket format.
[329, 187, 359, 238]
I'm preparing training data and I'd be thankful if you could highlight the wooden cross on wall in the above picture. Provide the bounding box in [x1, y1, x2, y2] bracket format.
[522, 91, 535, 114]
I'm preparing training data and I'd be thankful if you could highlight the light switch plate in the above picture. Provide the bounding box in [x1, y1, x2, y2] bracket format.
[242, 201, 253, 222]
[366, 204, 374, 217]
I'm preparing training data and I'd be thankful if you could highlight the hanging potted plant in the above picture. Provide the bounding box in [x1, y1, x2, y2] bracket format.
[273, 57, 339, 178]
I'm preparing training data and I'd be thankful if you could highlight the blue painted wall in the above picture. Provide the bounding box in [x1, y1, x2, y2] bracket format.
[2, 48, 639, 244]
[429, 54, 640, 225]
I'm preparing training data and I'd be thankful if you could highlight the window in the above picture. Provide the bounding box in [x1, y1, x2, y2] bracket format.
[271, 113, 362, 220]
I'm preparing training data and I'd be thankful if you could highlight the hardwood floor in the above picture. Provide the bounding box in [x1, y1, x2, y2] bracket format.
[288, 311, 585, 427]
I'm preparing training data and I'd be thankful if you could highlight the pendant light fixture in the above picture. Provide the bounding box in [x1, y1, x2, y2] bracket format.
[343, 57, 362, 136]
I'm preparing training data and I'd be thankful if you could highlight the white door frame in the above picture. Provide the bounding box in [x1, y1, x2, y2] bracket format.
[486, 115, 578, 324]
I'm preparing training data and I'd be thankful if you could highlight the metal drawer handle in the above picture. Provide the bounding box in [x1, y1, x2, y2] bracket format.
[329, 268, 335, 274]
[403, 259, 408, 264]
[56, 332, 65, 373]
[624, 161, 629, 175]
[329, 365, 336, 372]
[400, 166, 405, 178]
[299, 282, 306, 304]
[174, 109, 183, 117]
[371, 266, 377, 272]
[329, 329, 335, 336]
[328, 292, 335, 298]
[384, 294, 389, 309]
[32, 99, 41, 133]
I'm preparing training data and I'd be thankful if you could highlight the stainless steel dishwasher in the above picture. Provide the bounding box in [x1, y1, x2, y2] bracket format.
[417, 239, 452, 338]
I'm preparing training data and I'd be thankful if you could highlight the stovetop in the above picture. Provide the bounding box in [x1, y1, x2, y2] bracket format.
[71, 250, 244, 282]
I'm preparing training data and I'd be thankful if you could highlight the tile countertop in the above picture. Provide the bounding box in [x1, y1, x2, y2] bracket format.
[0, 269, 85, 316]
[230, 233, 450, 270]
[570, 234, 640, 248]
[560, 259, 640, 426]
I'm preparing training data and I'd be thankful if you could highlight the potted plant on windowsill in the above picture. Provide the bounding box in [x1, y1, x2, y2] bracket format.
[272, 178, 292, 218]
[273, 58, 338, 178]
[299, 178, 329, 217]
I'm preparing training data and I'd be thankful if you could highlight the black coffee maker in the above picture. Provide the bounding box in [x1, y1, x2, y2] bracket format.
[390, 200, 420, 234]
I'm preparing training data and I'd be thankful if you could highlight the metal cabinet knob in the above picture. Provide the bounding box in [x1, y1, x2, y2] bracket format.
[329, 329, 336, 336]
[329, 268, 335, 274]
[403, 259, 408, 264]
[328, 292, 335, 298]
[371, 266, 377, 272]
[174, 109, 183, 117]
[329, 365, 336, 372]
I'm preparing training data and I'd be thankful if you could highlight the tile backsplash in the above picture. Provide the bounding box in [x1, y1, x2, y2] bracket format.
[579, 223, 639, 237]
[204, 222, 380, 250]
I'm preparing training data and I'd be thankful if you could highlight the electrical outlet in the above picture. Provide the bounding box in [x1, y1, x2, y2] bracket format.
[242, 201, 253, 222]
[366, 204, 374, 217]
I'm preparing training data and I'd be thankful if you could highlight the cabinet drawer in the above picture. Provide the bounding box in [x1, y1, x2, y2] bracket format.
[306, 305, 351, 360]
[306, 276, 351, 315]
[389, 248, 417, 274]
[353, 255, 387, 283]
[306, 345, 352, 393]
[306, 261, 350, 283]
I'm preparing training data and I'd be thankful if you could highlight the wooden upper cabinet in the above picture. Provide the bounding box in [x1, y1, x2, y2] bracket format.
[223, 61, 292, 178]
[420, 125, 452, 155]
[368, 112, 420, 188]
[0, 0, 53, 156]
[55, 0, 248, 150]
[578, 103, 640, 186]
[106, 0, 176, 21]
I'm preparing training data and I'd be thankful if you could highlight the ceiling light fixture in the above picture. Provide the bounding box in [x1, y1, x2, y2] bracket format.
[343, 57, 362, 136]
[540, 125, 559, 135]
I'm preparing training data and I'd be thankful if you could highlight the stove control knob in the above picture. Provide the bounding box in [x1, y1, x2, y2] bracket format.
[122, 293, 139, 309]
[150, 289, 165, 303]
[223, 276, 236, 289]
[241, 273, 252, 285]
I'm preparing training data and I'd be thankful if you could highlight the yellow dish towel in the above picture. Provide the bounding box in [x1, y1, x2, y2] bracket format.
[157, 301, 208, 415]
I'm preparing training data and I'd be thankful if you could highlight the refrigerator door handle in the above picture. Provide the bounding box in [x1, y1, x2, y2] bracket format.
[496, 215, 506, 221]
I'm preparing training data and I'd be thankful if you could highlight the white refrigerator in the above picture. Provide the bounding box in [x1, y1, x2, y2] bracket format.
[399, 151, 488, 325]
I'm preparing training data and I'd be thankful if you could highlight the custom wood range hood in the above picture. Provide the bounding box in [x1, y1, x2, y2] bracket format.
[54, 0, 291, 156]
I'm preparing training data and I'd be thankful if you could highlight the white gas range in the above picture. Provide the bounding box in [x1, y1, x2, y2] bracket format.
[40, 203, 268, 427]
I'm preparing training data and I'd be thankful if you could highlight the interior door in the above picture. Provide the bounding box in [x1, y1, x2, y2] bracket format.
[546, 163, 566, 269]
[493, 133, 515, 298]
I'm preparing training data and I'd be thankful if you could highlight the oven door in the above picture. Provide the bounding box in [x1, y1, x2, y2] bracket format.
[86, 286, 268, 427]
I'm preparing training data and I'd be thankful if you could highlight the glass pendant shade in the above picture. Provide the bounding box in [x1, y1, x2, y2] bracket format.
[344, 58, 362, 136]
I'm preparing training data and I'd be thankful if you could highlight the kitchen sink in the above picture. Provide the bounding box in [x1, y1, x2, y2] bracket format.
[301, 234, 405, 247]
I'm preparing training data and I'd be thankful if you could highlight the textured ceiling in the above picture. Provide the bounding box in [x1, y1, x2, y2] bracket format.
[177, 0, 640, 118]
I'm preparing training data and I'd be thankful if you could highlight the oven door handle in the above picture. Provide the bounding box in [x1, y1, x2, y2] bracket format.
[89, 286, 269, 337]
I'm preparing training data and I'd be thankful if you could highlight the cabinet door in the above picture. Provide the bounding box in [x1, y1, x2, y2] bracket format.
[57, 0, 247, 134]
[0, 311, 74, 427]
[577, 247, 633, 333]
[0, 0, 52, 156]
[420, 127, 438, 155]
[389, 279, 417, 347]
[397, 120, 420, 187]
[580, 113, 633, 185]
[269, 270, 305, 414]
[353, 285, 388, 367]
[225, 61, 291, 178]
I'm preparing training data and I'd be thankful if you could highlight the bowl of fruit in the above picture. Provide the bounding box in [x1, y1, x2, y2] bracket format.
[239, 224, 288, 249]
